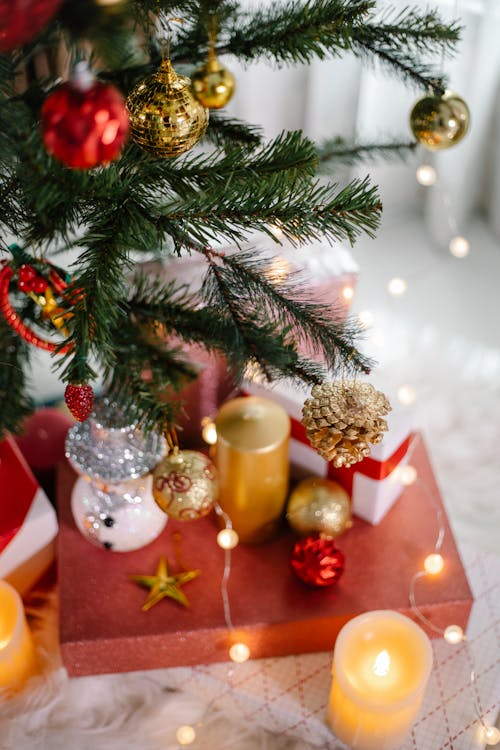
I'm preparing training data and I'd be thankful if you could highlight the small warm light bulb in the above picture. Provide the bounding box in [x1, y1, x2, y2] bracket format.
[443, 625, 464, 645]
[372, 650, 391, 677]
[388, 277, 407, 296]
[358, 309, 374, 327]
[217, 528, 239, 550]
[400, 465, 418, 486]
[449, 236, 470, 258]
[342, 285, 354, 301]
[201, 418, 217, 445]
[266, 256, 291, 283]
[424, 553, 444, 575]
[480, 725, 500, 746]
[176, 725, 196, 745]
[269, 222, 284, 239]
[397, 384, 416, 405]
[416, 164, 437, 186]
[229, 642, 250, 663]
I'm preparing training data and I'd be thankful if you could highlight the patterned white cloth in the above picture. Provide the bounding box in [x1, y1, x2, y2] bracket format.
[164, 541, 500, 750]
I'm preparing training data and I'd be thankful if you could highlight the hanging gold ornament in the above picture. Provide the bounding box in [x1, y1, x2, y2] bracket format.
[286, 477, 353, 538]
[301, 381, 391, 468]
[152, 449, 219, 520]
[126, 59, 208, 158]
[191, 51, 235, 109]
[410, 90, 470, 151]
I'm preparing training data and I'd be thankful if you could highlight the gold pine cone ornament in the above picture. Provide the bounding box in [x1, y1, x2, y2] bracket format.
[191, 53, 235, 109]
[127, 59, 209, 158]
[302, 381, 391, 468]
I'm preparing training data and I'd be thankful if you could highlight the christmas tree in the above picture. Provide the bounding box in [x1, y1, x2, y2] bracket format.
[0, 0, 460, 435]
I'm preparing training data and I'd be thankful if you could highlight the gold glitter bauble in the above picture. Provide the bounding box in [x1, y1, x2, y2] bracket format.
[410, 90, 470, 151]
[286, 477, 353, 537]
[191, 55, 235, 109]
[153, 449, 218, 520]
[301, 381, 391, 468]
[126, 59, 209, 158]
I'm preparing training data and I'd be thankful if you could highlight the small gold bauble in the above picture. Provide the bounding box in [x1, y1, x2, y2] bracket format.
[286, 477, 353, 537]
[126, 59, 209, 158]
[153, 449, 218, 520]
[410, 90, 470, 151]
[191, 56, 235, 109]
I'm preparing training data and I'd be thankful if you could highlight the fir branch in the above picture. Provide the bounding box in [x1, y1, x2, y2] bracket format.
[199, 247, 373, 375]
[104, 315, 197, 433]
[129, 273, 326, 387]
[0, 317, 33, 437]
[174, 0, 371, 65]
[205, 112, 263, 150]
[159, 175, 381, 248]
[202, 255, 326, 383]
[317, 136, 417, 168]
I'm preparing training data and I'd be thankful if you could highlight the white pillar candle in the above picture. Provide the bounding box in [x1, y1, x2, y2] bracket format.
[328, 610, 433, 750]
[0, 579, 36, 694]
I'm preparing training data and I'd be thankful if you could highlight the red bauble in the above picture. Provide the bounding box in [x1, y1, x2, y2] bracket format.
[0, 0, 62, 51]
[64, 383, 95, 422]
[290, 533, 345, 588]
[41, 80, 129, 169]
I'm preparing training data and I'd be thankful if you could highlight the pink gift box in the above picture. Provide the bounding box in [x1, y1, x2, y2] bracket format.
[0, 436, 58, 595]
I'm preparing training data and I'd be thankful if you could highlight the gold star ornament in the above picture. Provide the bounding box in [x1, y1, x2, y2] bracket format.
[130, 556, 200, 611]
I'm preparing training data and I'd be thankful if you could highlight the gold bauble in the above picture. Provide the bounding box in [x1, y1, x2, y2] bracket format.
[302, 381, 391, 468]
[152, 449, 218, 520]
[286, 477, 353, 537]
[126, 59, 209, 158]
[191, 55, 235, 109]
[410, 90, 470, 151]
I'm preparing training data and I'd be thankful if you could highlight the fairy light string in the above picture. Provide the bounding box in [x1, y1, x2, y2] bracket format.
[403, 431, 498, 741]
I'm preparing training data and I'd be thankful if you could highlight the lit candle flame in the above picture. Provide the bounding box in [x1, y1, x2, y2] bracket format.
[372, 650, 391, 677]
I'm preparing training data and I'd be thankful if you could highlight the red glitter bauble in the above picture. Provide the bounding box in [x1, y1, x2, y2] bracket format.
[0, 0, 62, 51]
[64, 383, 95, 422]
[41, 80, 129, 169]
[290, 533, 345, 588]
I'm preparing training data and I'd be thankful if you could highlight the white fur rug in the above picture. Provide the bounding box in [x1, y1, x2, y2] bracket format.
[1, 328, 499, 750]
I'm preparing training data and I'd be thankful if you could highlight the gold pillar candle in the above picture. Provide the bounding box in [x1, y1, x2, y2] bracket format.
[214, 396, 290, 543]
[0, 579, 37, 694]
[328, 611, 433, 750]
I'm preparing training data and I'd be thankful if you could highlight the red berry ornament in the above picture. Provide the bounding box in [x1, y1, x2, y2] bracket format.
[64, 384, 95, 422]
[32, 276, 49, 294]
[41, 78, 129, 169]
[290, 533, 345, 588]
[0, 0, 62, 51]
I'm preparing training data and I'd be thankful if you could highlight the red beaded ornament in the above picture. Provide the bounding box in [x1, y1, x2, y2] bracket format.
[0, 0, 62, 51]
[0, 264, 72, 353]
[64, 383, 95, 422]
[41, 76, 129, 169]
[290, 533, 345, 588]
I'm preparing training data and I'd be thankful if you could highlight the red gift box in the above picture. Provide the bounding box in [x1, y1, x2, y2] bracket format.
[58, 435, 472, 676]
[0, 436, 58, 594]
[244, 381, 414, 524]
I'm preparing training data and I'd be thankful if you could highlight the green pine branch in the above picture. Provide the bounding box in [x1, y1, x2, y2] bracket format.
[158, 175, 381, 249]
[0, 317, 33, 437]
[197, 246, 372, 375]
[317, 136, 418, 168]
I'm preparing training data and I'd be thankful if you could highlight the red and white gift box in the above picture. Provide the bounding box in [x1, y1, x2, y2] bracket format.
[0, 436, 58, 595]
[243, 381, 414, 525]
